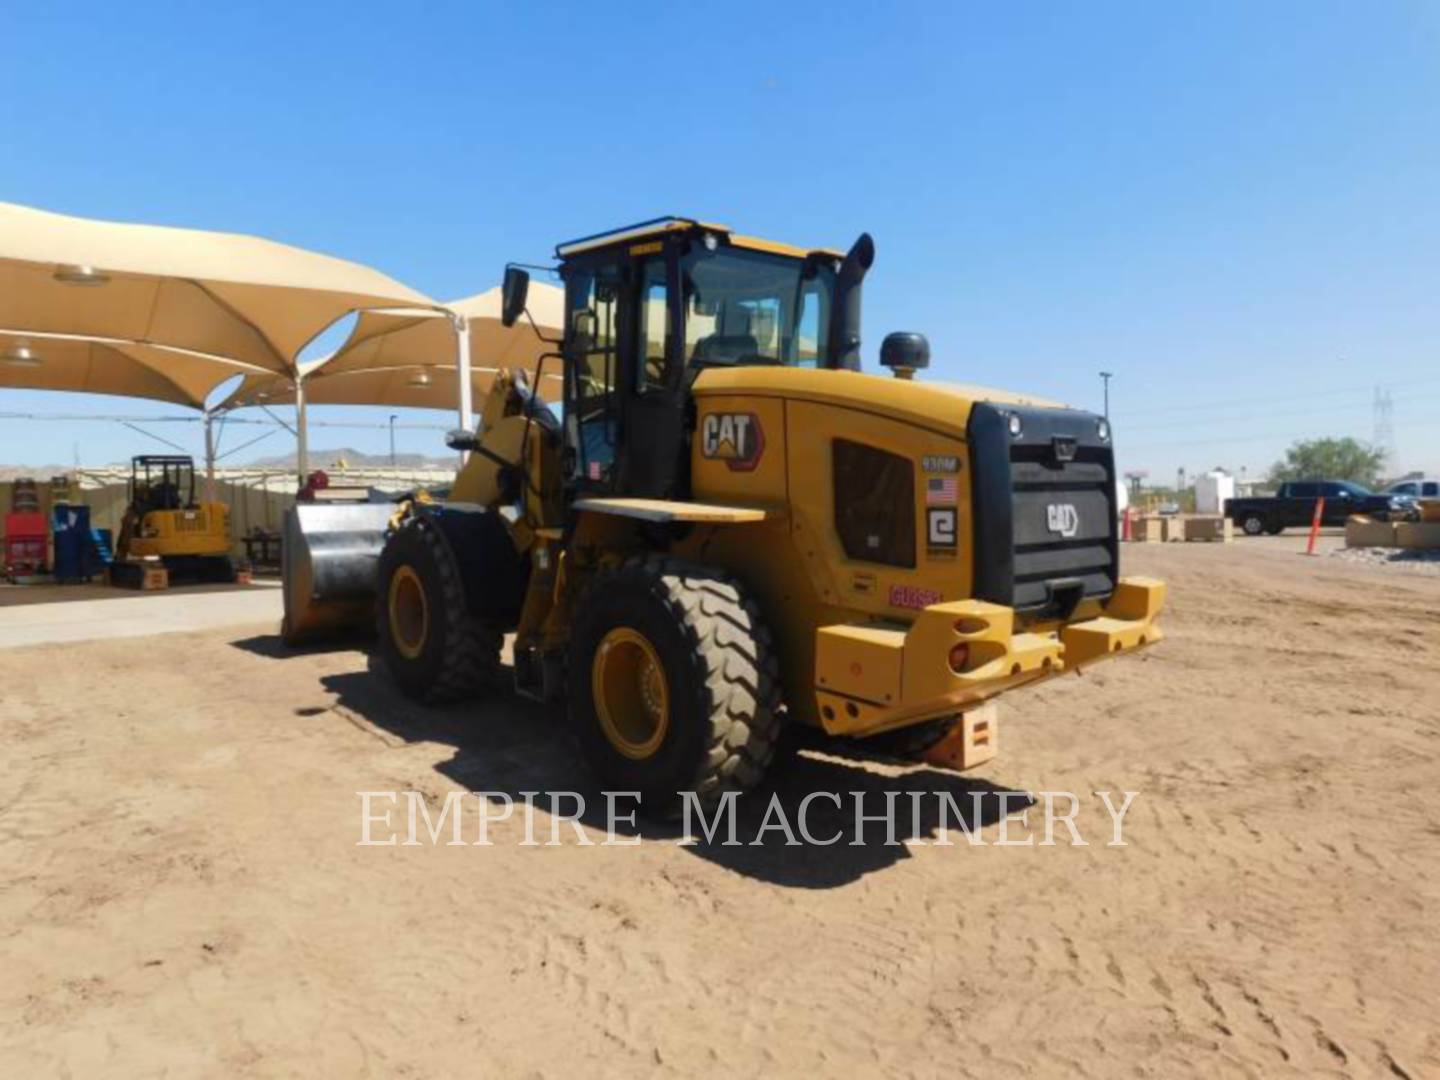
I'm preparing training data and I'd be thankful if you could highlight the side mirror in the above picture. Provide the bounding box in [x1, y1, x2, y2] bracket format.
[445, 428, 479, 452]
[879, 331, 930, 380]
[501, 266, 530, 328]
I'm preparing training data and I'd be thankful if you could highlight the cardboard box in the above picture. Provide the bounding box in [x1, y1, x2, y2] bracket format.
[1345, 516, 1398, 548]
[1395, 522, 1440, 550]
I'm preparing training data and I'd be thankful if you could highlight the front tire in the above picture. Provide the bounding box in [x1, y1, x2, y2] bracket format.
[567, 558, 783, 815]
[375, 515, 501, 704]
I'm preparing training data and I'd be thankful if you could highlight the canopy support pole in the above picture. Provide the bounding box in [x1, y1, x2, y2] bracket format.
[454, 314, 473, 465]
[295, 377, 310, 481]
[203, 410, 217, 503]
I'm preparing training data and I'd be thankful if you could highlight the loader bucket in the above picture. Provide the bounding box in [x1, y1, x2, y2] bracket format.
[281, 502, 396, 644]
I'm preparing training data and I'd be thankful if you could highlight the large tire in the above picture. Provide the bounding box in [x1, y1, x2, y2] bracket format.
[376, 515, 502, 704]
[567, 557, 783, 815]
[1240, 513, 1267, 536]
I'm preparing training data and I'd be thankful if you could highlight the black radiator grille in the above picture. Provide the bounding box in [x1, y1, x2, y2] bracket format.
[968, 403, 1119, 618]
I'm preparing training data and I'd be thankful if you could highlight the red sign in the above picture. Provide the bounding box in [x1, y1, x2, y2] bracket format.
[888, 584, 943, 610]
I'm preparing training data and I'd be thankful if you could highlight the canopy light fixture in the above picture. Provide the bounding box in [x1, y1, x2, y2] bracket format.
[2, 344, 42, 367]
[53, 264, 110, 286]
[406, 370, 434, 388]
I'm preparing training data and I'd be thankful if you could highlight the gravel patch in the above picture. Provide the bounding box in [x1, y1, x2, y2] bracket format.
[1330, 545, 1440, 573]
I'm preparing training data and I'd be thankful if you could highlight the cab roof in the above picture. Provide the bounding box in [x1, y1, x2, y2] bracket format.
[555, 216, 845, 262]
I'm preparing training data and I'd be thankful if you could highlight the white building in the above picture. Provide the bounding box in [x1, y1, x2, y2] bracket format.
[1195, 468, 1235, 515]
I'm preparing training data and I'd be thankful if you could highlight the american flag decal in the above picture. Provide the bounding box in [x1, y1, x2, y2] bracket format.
[925, 475, 958, 505]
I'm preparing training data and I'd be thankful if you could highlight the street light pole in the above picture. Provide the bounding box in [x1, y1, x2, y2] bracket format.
[1099, 371, 1113, 419]
[389, 414, 397, 467]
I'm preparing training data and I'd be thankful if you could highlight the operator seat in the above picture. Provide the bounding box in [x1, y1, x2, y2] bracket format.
[694, 303, 764, 364]
[692, 333, 760, 365]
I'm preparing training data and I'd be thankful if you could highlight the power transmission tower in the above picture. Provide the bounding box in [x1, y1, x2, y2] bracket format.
[1372, 386, 1396, 470]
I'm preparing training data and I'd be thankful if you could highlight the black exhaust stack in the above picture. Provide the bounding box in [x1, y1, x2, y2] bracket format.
[827, 232, 875, 371]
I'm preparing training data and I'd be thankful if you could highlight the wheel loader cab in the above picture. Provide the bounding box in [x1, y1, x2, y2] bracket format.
[550, 218, 848, 502]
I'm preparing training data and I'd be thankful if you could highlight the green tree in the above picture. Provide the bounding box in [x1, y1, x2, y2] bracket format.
[1269, 437, 1386, 488]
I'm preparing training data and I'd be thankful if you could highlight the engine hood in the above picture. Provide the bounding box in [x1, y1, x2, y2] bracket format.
[691, 366, 1067, 440]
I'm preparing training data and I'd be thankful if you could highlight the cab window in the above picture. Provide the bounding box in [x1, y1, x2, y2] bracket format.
[680, 246, 833, 368]
[566, 265, 621, 482]
[635, 258, 672, 393]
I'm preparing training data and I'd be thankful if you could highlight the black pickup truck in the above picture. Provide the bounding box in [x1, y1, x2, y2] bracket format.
[1227, 481, 1415, 535]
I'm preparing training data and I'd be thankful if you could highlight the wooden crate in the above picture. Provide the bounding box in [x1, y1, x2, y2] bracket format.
[111, 560, 169, 590]
[1345, 516, 1398, 548]
[1395, 522, 1440, 550]
[1184, 516, 1233, 542]
[1132, 516, 1165, 543]
[920, 703, 998, 771]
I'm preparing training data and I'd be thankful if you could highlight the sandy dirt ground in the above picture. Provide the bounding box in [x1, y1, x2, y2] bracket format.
[2, 536, 1437, 1078]
[0, 581, 282, 648]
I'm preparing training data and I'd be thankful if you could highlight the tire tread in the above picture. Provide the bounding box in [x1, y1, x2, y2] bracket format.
[378, 516, 502, 704]
[573, 555, 784, 803]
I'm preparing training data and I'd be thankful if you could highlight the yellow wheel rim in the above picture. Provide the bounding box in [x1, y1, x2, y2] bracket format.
[387, 564, 428, 660]
[592, 627, 670, 760]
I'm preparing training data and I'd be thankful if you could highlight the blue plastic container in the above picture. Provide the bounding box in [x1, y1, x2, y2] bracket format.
[52, 504, 95, 583]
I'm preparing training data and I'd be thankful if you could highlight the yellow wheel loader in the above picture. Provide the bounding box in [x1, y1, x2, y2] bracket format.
[115, 455, 235, 583]
[284, 217, 1164, 812]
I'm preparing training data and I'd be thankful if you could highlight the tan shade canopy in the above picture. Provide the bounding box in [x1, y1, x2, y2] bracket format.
[217, 282, 566, 412]
[219, 363, 564, 412]
[0, 201, 438, 377]
[0, 330, 255, 409]
[325, 282, 565, 378]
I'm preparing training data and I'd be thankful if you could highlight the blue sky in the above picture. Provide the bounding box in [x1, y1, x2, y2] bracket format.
[2, 1, 1438, 482]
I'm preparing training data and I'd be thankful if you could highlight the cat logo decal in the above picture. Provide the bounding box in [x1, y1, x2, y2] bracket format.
[700, 412, 765, 471]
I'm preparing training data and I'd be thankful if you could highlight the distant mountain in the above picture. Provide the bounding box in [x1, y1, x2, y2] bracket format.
[241, 447, 456, 470]
[0, 465, 72, 482]
[0, 449, 456, 477]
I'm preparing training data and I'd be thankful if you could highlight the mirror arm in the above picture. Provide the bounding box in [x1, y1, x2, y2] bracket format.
[523, 306, 563, 347]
